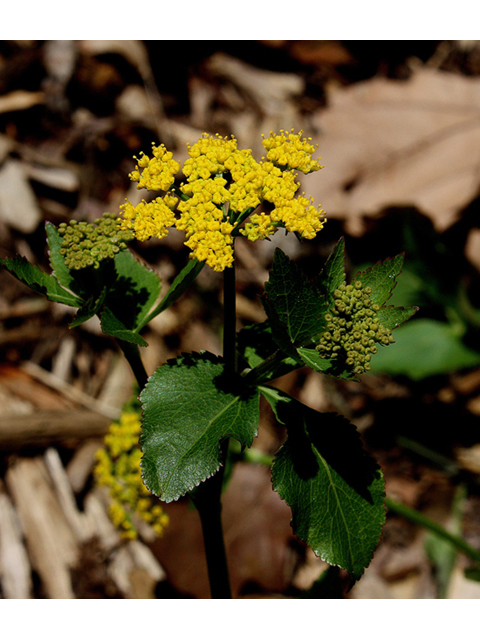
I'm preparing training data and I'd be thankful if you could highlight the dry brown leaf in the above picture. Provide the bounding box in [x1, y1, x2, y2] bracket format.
[309, 67, 480, 234]
[0, 159, 42, 233]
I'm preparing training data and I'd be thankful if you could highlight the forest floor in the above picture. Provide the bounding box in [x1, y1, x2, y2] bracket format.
[1, 40, 480, 599]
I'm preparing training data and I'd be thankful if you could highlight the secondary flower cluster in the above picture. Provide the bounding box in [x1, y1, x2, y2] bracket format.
[317, 281, 394, 375]
[94, 410, 169, 540]
[118, 130, 326, 271]
[58, 213, 134, 270]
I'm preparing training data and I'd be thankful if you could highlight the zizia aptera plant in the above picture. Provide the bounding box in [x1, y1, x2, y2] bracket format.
[0, 130, 417, 597]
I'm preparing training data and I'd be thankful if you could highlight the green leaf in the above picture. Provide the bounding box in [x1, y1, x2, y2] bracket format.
[353, 254, 405, 306]
[369, 318, 480, 380]
[297, 347, 358, 381]
[105, 250, 162, 332]
[99, 306, 148, 346]
[263, 249, 328, 346]
[237, 322, 304, 384]
[45, 222, 75, 292]
[0, 255, 82, 307]
[375, 304, 418, 331]
[237, 322, 301, 377]
[315, 237, 346, 304]
[69, 288, 107, 329]
[261, 385, 385, 582]
[140, 352, 260, 502]
[138, 258, 204, 330]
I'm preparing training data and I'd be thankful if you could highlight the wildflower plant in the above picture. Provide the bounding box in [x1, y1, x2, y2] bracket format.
[0, 130, 417, 597]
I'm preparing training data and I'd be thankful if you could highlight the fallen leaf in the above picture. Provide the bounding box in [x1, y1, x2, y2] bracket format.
[309, 68, 480, 234]
[0, 160, 42, 233]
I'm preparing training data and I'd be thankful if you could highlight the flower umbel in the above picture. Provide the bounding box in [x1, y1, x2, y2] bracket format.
[94, 410, 169, 539]
[58, 213, 134, 270]
[118, 130, 326, 271]
[317, 281, 395, 375]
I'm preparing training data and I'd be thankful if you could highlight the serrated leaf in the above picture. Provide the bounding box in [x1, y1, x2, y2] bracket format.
[375, 304, 418, 331]
[237, 322, 301, 379]
[0, 255, 82, 307]
[45, 222, 75, 292]
[138, 258, 204, 330]
[261, 385, 385, 582]
[353, 254, 405, 306]
[69, 288, 107, 329]
[261, 295, 304, 361]
[100, 306, 148, 346]
[237, 322, 304, 384]
[315, 238, 346, 303]
[105, 250, 162, 332]
[297, 347, 358, 381]
[263, 248, 328, 347]
[140, 352, 260, 502]
[237, 322, 277, 370]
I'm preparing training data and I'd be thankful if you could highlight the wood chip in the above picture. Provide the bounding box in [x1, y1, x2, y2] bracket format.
[0, 480, 33, 598]
[66, 439, 104, 494]
[0, 90, 44, 115]
[5, 456, 79, 598]
[44, 447, 94, 543]
[0, 409, 110, 451]
[83, 487, 121, 552]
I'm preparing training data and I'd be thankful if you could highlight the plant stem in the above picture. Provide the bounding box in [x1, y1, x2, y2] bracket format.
[190, 439, 232, 599]
[222, 245, 237, 376]
[191, 244, 236, 598]
[117, 340, 149, 390]
[385, 496, 480, 564]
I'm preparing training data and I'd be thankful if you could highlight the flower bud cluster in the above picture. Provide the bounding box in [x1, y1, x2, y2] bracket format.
[58, 213, 133, 270]
[316, 281, 394, 375]
[94, 411, 169, 540]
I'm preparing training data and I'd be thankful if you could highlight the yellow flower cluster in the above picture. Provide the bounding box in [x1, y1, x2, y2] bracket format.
[94, 410, 169, 539]
[262, 129, 322, 174]
[118, 130, 325, 271]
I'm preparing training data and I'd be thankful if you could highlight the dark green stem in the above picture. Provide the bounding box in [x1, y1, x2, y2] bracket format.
[117, 340, 149, 390]
[191, 243, 236, 599]
[223, 246, 237, 376]
[190, 438, 232, 599]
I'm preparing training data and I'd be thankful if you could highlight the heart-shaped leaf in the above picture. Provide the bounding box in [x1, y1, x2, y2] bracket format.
[140, 351, 260, 502]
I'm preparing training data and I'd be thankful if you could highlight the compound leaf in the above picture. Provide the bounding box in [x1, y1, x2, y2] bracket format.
[140, 352, 260, 502]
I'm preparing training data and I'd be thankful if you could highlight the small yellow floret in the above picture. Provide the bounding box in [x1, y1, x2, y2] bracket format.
[118, 130, 326, 271]
[94, 409, 169, 540]
[131, 143, 180, 191]
[119, 198, 176, 242]
[262, 129, 323, 174]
